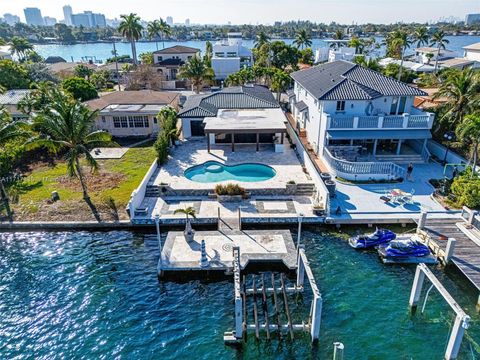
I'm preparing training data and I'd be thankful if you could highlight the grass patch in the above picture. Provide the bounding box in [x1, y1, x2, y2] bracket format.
[10, 142, 156, 221]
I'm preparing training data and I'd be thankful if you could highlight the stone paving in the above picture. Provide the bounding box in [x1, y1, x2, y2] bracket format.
[151, 138, 311, 191]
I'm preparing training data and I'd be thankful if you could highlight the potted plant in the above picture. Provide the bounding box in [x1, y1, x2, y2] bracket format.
[215, 183, 246, 202]
[286, 180, 297, 195]
[173, 206, 197, 242]
[312, 203, 325, 216]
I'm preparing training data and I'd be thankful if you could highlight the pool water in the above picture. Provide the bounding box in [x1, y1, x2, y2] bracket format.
[184, 161, 276, 183]
[0, 229, 479, 359]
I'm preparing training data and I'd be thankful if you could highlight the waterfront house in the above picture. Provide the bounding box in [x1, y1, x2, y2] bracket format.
[415, 47, 456, 65]
[0, 50, 12, 60]
[211, 32, 253, 80]
[289, 60, 434, 180]
[0, 89, 31, 120]
[179, 85, 286, 152]
[463, 42, 480, 68]
[85, 90, 180, 138]
[152, 45, 200, 86]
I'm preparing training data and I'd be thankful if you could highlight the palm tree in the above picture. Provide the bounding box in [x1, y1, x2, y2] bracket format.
[147, 20, 162, 51]
[118, 13, 143, 65]
[9, 36, 33, 62]
[32, 90, 112, 206]
[353, 57, 381, 71]
[271, 70, 291, 101]
[254, 31, 270, 49]
[204, 41, 213, 67]
[434, 68, 480, 128]
[430, 30, 450, 73]
[158, 106, 179, 146]
[331, 30, 344, 49]
[457, 113, 480, 177]
[348, 36, 364, 54]
[390, 30, 412, 81]
[293, 29, 312, 50]
[157, 18, 172, 49]
[412, 26, 429, 48]
[0, 116, 30, 221]
[178, 56, 215, 94]
[174, 206, 196, 237]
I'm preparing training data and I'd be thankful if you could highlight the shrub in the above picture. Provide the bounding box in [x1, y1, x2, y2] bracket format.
[154, 133, 169, 165]
[62, 77, 98, 101]
[214, 183, 246, 196]
[450, 175, 480, 208]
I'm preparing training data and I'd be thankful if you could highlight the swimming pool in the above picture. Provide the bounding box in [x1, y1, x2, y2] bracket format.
[184, 161, 276, 183]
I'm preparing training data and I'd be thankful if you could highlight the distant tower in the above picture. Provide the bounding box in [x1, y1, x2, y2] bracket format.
[24, 7, 44, 26]
[166, 16, 173, 26]
[63, 5, 73, 26]
[185, 18, 190, 26]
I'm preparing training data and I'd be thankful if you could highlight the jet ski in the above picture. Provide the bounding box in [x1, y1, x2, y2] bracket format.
[349, 228, 396, 249]
[377, 235, 430, 258]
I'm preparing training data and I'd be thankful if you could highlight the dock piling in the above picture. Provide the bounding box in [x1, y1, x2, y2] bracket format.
[409, 265, 426, 312]
[333, 342, 344, 360]
[280, 274, 294, 340]
[261, 274, 270, 340]
[297, 213, 304, 251]
[417, 211, 428, 232]
[445, 238, 456, 264]
[200, 240, 209, 268]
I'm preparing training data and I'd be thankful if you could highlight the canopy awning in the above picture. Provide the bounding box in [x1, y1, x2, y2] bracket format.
[327, 129, 432, 140]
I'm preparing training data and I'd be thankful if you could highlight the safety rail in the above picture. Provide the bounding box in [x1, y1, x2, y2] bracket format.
[326, 113, 432, 130]
[382, 116, 404, 128]
[408, 115, 430, 128]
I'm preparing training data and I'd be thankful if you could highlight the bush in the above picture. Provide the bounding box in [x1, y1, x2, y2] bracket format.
[154, 133, 169, 165]
[214, 183, 246, 196]
[450, 174, 480, 208]
[62, 77, 98, 101]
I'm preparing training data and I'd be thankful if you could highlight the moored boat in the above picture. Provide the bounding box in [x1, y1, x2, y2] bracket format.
[377, 235, 430, 258]
[349, 228, 396, 249]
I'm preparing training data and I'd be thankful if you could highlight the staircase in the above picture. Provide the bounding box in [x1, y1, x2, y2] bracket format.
[375, 154, 424, 164]
[145, 185, 161, 197]
[295, 183, 316, 196]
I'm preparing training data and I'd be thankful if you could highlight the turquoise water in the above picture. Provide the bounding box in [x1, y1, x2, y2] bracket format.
[1, 229, 479, 359]
[30, 36, 480, 62]
[184, 161, 276, 183]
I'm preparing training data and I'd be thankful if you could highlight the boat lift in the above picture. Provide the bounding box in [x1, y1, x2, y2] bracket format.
[409, 263, 471, 360]
[224, 246, 322, 344]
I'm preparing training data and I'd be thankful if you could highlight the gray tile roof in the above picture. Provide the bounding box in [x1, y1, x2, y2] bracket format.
[290, 60, 427, 100]
[0, 90, 31, 105]
[294, 101, 308, 112]
[179, 85, 279, 118]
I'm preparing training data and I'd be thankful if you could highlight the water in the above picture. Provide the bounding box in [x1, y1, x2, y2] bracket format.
[31, 36, 480, 63]
[1, 229, 479, 359]
[184, 161, 276, 183]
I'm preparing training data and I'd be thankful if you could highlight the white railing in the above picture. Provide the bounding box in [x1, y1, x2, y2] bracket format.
[127, 159, 158, 218]
[327, 113, 433, 130]
[323, 147, 405, 181]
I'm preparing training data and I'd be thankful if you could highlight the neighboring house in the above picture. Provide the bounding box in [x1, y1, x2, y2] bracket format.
[47, 61, 96, 79]
[0, 50, 12, 60]
[179, 85, 286, 152]
[414, 88, 449, 111]
[463, 42, 480, 68]
[0, 89, 31, 120]
[85, 90, 180, 138]
[44, 56, 67, 64]
[379, 58, 435, 73]
[153, 45, 200, 81]
[211, 32, 253, 80]
[415, 47, 456, 65]
[289, 60, 434, 180]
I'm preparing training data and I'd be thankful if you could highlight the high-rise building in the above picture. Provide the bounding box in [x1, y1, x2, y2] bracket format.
[92, 13, 106, 27]
[466, 13, 480, 25]
[185, 18, 190, 26]
[63, 5, 73, 26]
[43, 16, 57, 26]
[71, 11, 106, 28]
[2, 13, 20, 26]
[166, 16, 173, 26]
[24, 7, 44, 26]
[71, 13, 90, 27]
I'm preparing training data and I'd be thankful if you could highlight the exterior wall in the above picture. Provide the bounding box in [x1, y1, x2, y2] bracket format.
[95, 114, 160, 137]
[181, 117, 206, 138]
[153, 52, 197, 64]
[212, 57, 241, 79]
[465, 49, 480, 62]
[321, 97, 415, 116]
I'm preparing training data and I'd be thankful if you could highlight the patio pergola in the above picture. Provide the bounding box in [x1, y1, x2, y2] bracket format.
[204, 108, 287, 152]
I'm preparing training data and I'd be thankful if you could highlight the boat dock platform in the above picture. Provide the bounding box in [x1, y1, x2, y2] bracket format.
[158, 229, 297, 277]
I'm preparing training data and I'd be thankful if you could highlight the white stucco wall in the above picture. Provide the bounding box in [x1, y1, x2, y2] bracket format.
[95, 114, 160, 137]
[212, 57, 241, 79]
[154, 52, 197, 64]
[465, 49, 480, 62]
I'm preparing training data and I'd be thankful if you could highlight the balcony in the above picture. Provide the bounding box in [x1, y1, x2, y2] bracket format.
[327, 112, 434, 130]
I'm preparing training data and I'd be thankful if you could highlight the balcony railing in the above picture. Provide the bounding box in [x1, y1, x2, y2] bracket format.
[323, 147, 406, 180]
[327, 112, 433, 130]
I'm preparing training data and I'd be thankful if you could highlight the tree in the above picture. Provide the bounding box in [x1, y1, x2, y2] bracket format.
[412, 26, 429, 48]
[147, 20, 162, 51]
[32, 90, 112, 209]
[0, 115, 30, 221]
[389, 30, 412, 81]
[55, 23, 75, 44]
[25, 63, 58, 84]
[430, 30, 450, 73]
[62, 77, 98, 101]
[0, 60, 30, 89]
[382, 63, 417, 83]
[158, 106, 179, 146]
[74, 64, 94, 81]
[9, 36, 33, 62]
[271, 70, 291, 101]
[90, 70, 110, 90]
[331, 30, 344, 49]
[157, 18, 171, 49]
[204, 41, 213, 67]
[353, 57, 381, 71]
[456, 113, 480, 177]
[254, 31, 270, 49]
[118, 13, 143, 65]
[269, 41, 300, 70]
[293, 29, 312, 50]
[299, 48, 314, 65]
[178, 56, 215, 94]
[173, 206, 196, 235]
[348, 36, 364, 54]
[139, 52, 154, 65]
[25, 51, 43, 63]
[434, 68, 480, 129]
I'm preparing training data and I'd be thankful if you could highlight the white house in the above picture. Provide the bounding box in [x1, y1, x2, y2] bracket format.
[211, 32, 253, 80]
[0, 89, 31, 120]
[415, 47, 456, 65]
[85, 91, 180, 138]
[463, 42, 480, 68]
[0, 50, 12, 60]
[289, 60, 434, 180]
[153, 45, 200, 81]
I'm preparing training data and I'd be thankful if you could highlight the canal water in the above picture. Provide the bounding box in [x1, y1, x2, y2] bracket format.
[30, 36, 480, 63]
[0, 229, 479, 359]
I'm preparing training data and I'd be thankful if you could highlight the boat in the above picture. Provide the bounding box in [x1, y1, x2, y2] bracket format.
[349, 228, 396, 249]
[377, 235, 430, 258]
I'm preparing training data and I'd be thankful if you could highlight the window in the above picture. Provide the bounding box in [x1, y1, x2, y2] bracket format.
[398, 97, 407, 114]
[336, 101, 346, 112]
[158, 56, 163, 61]
[390, 97, 399, 115]
[128, 116, 134, 128]
[121, 116, 128, 128]
[390, 96, 407, 115]
[153, 117, 158, 124]
[101, 116, 106, 122]
[113, 116, 121, 128]
[134, 116, 144, 128]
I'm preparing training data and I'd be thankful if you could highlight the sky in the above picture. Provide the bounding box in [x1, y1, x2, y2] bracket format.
[1, 0, 479, 25]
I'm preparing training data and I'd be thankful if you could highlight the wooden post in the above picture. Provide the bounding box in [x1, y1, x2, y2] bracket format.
[252, 275, 259, 340]
[280, 132, 284, 144]
[445, 238, 456, 264]
[271, 273, 282, 339]
[445, 314, 470, 360]
[280, 274, 294, 340]
[417, 211, 427, 232]
[296, 249, 305, 288]
[261, 274, 270, 340]
[297, 213, 304, 252]
[256, 133, 259, 152]
[231, 133, 235, 152]
[468, 210, 477, 225]
[310, 294, 322, 341]
[409, 265, 426, 312]
[333, 342, 345, 360]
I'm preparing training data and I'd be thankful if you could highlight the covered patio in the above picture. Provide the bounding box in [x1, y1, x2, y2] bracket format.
[204, 108, 287, 153]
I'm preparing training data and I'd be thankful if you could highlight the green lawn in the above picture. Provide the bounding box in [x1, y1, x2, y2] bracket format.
[11, 143, 156, 220]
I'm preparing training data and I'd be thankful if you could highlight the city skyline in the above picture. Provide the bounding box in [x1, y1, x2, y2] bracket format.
[1, 0, 479, 25]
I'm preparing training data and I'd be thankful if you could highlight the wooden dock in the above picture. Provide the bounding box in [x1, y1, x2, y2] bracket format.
[421, 217, 480, 297]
